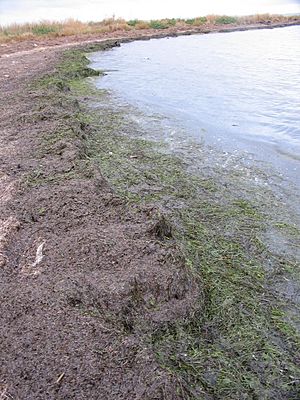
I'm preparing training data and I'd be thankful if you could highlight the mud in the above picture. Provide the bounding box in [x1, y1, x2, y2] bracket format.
[0, 43, 198, 399]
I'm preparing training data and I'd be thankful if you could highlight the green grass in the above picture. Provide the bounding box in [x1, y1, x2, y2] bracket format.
[32, 24, 58, 35]
[149, 20, 170, 29]
[30, 45, 300, 399]
[215, 16, 238, 25]
[185, 17, 207, 26]
[127, 19, 139, 27]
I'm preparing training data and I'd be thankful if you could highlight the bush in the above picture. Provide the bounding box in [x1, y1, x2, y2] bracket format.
[127, 19, 139, 27]
[32, 24, 57, 35]
[185, 18, 195, 25]
[215, 16, 237, 24]
[165, 18, 177, 26]
[185, 17, 207, 26]
[149, 20, 169, 29]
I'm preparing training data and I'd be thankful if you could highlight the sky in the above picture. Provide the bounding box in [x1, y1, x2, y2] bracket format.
[0, 0, 299, 26]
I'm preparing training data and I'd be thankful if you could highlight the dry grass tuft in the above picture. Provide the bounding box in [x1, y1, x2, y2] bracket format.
[0, 14, 299, 44]
[238, 13, 296, 24]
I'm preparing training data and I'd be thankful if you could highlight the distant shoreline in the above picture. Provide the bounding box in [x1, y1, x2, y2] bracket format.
[1, 19, 300, 57]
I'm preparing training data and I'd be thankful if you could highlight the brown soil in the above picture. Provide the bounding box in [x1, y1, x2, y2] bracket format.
[0, 42, 199, 399]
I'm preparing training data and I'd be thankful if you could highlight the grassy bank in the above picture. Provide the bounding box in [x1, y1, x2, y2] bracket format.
[1, 13, 300, 44]
[32, 44, 300, 398]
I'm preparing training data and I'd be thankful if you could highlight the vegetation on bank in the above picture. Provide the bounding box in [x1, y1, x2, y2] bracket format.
[1, 13, 299, 43]
[29, 43, 300, 398]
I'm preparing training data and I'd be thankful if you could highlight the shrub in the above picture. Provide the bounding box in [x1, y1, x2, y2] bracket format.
[127, 19, 139, 27]
[149, 20, 169, 29]
[165, 18, 177, 26]
[32, 24, 57, 35]
[185, 18, 195, 25]
[215, 16, 237, 24]
[194, 17, 207, 26]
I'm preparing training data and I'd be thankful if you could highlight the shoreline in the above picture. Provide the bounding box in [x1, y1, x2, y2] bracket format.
[88, 27, 300, 224]
[1, 30, 300, 399]
[1, 19, 300, 57]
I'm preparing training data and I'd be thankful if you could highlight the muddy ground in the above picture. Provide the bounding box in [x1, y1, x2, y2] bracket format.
[0, 41, 201, 399]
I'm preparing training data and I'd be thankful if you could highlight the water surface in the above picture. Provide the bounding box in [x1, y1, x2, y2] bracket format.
[90, 26, 300, 198]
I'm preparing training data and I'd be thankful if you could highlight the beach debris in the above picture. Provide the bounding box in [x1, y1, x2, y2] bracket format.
[32, 241, 45, 268]
[21, 240, 46, 276]
[56, 372, 65, 385]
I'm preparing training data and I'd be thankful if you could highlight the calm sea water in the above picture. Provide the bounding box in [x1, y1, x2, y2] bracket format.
[90, 26, 300, 187]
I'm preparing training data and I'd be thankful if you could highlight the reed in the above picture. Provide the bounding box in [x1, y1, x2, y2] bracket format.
[0, 14, 299, 44]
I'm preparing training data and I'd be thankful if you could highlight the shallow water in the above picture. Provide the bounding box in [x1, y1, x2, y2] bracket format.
[90, 26, 300, 206]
